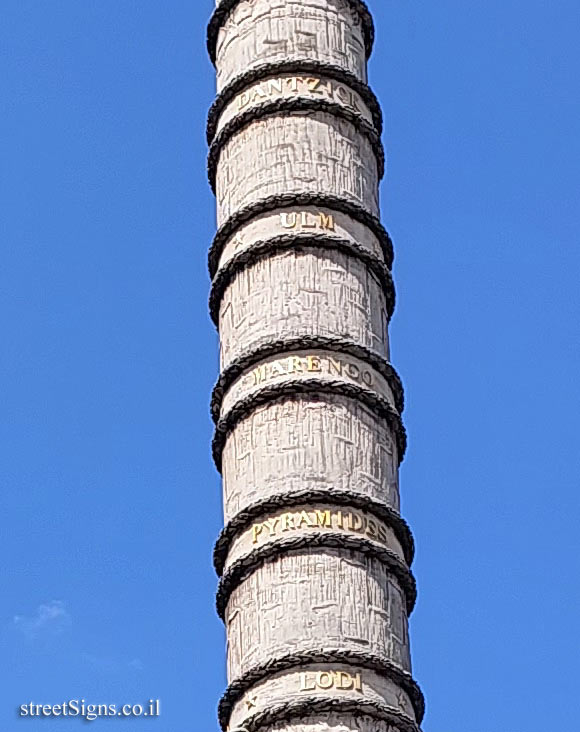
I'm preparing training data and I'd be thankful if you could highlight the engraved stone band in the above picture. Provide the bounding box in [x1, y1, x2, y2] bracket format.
[213, 489, 415, 573]
[225, 664, 418, 732]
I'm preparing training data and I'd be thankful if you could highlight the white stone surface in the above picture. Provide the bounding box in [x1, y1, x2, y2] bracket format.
[210, 1, 418, 729]
[214, 0, 368, 92]
[218, 249, 390, 371]
[220, 349, 397, 418]
[216, 205, 387, 275]
[215, 72, 375, 136]
[215, 113, 379, 224]
[228, 663, 415, 731]
[224, 502, 406, 571]
[221, 396, 400, 522]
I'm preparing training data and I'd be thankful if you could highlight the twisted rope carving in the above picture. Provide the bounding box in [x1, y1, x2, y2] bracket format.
[207, 0, 375, 66]
[221, 697, 420, 732]
[208, 232, 395, 327]
[209, 192, 394, 276]
[211, 336, 404, 422]
[219, 649, 425, 727]
[207, 59, 383, 143]
[207, 97, 385, 194]
[212, 379, 407, 473]
[213, 489, 414, 573]
[215, 532, 417, 620]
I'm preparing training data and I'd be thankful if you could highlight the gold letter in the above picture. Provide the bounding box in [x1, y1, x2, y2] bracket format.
[306, 77, 323, 94]
[315, 510, 331, 528]
[280, 212, 297, 229]
[265, 517, 280, 537]
[287, 76, 303, 93]
[252, 523, 264, 544]
[307, 356, 321, 372]
[366, 518, 377, 539]
[268, 78, 283, 95]
[335, 671, 354, 690]
[300, 672, 316, 691]
[287, 356, 303, 374]
[316, 672, 334, 690]
[238, 91, 250, 109]
[301, 211, 317, 229]
[281, 513, 294, 532]
[318, 212, 335, 231]
[361, 370, 373, 387]
[252, 365, 267, 385]
[348, 90, 361, 112]
[328, 356, 343, 376]
[348, 511, 364, 532]
[353, 673, 362, 692]
[377, 523, 388, 544]
[335, 85, 349, 104]
[296, 510, 313, 529]
[270, 360, 286, 377]
[251, 84, 267, 102]
[346, 362, 361, 381]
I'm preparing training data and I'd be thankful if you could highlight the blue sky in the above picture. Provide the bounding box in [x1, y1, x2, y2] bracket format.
[1, 1, 579, 730]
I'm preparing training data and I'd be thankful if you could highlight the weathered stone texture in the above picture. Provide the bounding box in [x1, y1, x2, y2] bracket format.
[215, 0, 367, 92]
[218, 249, 390, 370]
[216, 206, 387, 274]
[207, 1, 422, 729]
[225, 549, 411, 680]
[219, 349, 397, 417]
[228, 664, 416, 732]
[221, 396, 400, 522]
[215, 73, 375, 136]
[215, 113, 379, 224]
[224, 503, 406, 570]
[250, 715, 407, 732]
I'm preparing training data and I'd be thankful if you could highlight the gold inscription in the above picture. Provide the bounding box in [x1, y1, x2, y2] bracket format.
[249, 354, 373, 388]
[237, 76, 362, 114]
[280, 211, 335, 231]
[251, 507, 390, 547]
[300, 670, 363, 693]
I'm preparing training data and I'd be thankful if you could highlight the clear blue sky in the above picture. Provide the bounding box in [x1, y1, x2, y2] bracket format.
[1, 1, 579, 730]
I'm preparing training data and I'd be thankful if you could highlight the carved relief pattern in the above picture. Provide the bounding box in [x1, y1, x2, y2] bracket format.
[218, 249, 390, 370]
[225, 550, 411, 679]
[215, 113, 379, 224]
[206, 1, 423, 731]
[216, 206, 387, 273]
[214, 0, 367, 91]
[221, 396, 400, 521]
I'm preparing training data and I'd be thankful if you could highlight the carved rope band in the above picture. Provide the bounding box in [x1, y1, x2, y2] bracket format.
[215, 532, 417, 620]
[213, 488, 415, 572]
[221, 696, 420, 732]
[209, 192, 394, 276]
[211, 379, 408, 473]
[207, 96, 385, 194]
[219, 648, 425, 727]
[208, 232, 396, 327]
[211, 335, 405, 422]
[207, 59, 383, 143]
[207, 0, 375, 66]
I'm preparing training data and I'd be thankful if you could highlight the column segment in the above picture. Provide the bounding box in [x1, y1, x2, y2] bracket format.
[206, 2, 424, 731]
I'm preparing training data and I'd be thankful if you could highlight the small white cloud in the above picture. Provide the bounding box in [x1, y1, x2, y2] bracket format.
[13, 600, 71, 640]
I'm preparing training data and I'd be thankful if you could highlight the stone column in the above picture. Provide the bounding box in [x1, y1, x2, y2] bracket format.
[206, 2, 424, 731]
